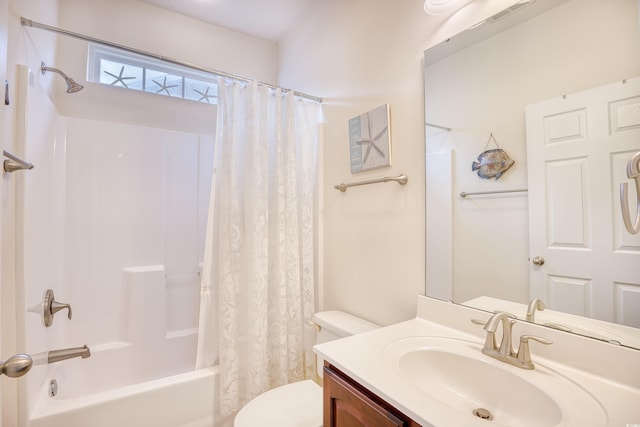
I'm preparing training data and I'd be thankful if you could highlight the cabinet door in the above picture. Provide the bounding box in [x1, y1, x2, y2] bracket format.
[323, 366, 413, 427]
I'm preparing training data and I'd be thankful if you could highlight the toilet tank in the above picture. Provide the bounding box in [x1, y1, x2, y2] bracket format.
[312, 311, 379, 378]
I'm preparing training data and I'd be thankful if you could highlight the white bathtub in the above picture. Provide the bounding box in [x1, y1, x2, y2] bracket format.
[29, 367, 232, 427]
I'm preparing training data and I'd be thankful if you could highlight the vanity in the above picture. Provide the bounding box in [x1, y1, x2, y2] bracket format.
[315, 296, 640, 426]
[323, 364, 420, 426]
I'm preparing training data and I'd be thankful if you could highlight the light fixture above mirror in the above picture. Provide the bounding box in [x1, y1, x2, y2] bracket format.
[423, 0, 471, 15]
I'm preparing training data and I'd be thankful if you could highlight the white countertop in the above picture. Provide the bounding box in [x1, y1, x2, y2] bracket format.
[314, 296, 640, 427]
[463, 296, 640, 349]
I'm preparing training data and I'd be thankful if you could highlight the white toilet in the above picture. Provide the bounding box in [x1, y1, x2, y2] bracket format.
[233, 310, 379, 427]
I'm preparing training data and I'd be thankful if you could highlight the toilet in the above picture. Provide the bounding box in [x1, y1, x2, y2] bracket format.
[233, 310, 379, 427]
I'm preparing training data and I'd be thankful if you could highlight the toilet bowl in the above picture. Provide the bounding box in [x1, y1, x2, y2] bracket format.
[233, 310, 379, 427]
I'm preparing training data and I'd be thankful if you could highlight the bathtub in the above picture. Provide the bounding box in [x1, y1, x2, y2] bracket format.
[29, 366, 232, 427]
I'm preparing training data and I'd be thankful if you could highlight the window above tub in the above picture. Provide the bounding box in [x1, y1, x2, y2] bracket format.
[87, 43, 218, 104]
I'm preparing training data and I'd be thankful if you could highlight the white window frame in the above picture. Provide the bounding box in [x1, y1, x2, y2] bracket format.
[87, 43, 218, 104]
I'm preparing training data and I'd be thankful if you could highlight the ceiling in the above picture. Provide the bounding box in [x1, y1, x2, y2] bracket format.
[137, 0, 314, 42]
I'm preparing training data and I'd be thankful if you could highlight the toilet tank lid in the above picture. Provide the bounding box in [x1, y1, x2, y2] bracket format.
[312, 310, 379, 336]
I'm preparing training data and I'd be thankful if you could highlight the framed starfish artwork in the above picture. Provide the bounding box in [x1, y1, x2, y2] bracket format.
[348, 104, 391, 173]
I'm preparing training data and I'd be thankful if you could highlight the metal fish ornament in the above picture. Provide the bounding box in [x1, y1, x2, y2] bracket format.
[472, 148, 515, 180]
[471, 134, 515, 180]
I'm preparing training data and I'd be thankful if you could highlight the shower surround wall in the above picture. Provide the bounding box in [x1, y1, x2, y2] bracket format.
[3, 1, 280, 423]
[18, 65, 214, 421]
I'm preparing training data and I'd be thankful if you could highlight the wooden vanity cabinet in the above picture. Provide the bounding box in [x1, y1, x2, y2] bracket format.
[323, 363, 421, 427]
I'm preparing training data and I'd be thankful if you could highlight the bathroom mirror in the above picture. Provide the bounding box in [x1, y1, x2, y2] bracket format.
[424, 0, 640, 348]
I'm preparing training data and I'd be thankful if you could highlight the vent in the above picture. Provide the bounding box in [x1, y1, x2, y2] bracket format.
[490, 0, 536, 22]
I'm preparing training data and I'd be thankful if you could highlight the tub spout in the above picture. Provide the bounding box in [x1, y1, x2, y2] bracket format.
[47, 345, 91, 364]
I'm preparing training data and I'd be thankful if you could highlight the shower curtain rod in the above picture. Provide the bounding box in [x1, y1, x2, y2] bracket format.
[20, 17, 323, 103]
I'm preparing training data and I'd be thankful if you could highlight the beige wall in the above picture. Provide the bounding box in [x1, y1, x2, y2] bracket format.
[0, 0, 7, 422]
[53, 0, 278, 134]
[278, 0, 520, 325]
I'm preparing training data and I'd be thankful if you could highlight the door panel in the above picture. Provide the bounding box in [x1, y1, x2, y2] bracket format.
[545, 158, 589, 248]
[526, 77, 640, 326]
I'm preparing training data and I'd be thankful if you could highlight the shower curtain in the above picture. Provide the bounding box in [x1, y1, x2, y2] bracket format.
[196, 78, 323, 415]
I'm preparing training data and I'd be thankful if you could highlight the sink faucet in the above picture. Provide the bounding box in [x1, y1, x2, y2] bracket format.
[476, 312, 552, 370]
[526, 298, 545, 322]
[482, 311, 517, 357]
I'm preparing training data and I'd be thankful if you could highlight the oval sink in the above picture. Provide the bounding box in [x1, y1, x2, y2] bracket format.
[382, 336, 607, 427]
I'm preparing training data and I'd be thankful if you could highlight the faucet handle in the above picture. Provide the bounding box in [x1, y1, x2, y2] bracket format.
[43, 289, 72, 327]
[51, 300, 72, 319]
[470, 318, 486, 326]
[516, 335, 552, 369]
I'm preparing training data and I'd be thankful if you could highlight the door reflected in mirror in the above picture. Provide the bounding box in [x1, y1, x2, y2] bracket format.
[424, 0, 640, 348]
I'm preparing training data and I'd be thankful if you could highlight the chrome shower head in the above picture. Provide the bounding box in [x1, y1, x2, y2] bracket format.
[41, 62, 84, 94]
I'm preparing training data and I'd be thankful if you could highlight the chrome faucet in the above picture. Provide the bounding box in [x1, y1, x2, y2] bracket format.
[526, 298, 545, 322]
[482, 311, 517, 357]
[46, 345, 91, 364]
[475, 311, 552, 370]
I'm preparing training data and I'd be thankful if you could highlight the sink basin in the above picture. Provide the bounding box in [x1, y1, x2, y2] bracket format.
[382, 336, 608, 427]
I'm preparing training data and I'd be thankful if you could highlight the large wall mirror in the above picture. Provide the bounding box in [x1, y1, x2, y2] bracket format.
[424, 0, 640, 349]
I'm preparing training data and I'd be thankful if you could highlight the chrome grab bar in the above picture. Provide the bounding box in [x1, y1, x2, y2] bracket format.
[620, 151, 640, 235]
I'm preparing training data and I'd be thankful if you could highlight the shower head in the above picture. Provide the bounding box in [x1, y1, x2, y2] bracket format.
[40, 62, 84, 93]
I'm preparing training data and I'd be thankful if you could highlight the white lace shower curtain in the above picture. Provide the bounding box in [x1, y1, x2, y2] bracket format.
[196, 78, 323, 415]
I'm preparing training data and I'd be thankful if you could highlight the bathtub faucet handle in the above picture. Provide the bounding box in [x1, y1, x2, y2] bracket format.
[51, 299, 72, 319]
[44, 289, 72, 327]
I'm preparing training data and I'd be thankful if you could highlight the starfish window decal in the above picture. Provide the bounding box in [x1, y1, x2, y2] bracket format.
[194, 86, 215, 103]
[90, 45, 219, 105]
[103, 66, 137, 88]
[152, 76, 179, 95]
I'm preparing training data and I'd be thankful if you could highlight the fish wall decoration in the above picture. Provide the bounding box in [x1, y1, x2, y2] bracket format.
[472, 133, 515, 180]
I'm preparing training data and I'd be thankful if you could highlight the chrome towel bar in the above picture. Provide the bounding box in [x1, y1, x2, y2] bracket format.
[334, 174, 408, 192]
[460, 188, 528, 198]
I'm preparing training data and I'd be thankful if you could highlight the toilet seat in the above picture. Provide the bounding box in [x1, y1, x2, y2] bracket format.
[233, 380, 323, 427]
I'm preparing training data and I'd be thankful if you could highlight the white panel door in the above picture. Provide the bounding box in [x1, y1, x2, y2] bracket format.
[526, 77, 640, 327]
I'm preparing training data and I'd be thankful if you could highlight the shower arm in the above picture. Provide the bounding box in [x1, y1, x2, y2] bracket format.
[40, 62, 84, 93]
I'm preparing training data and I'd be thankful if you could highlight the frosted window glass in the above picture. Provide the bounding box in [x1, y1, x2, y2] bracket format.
[89, 44, 217, 105]
[185, 78, 217, 104]
[145, 69, 183, 97]
[99, 59, 143, 90]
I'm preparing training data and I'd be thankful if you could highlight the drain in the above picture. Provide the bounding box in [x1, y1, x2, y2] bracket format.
[473, 408, 493, 420]
[49, 379, 58, 397]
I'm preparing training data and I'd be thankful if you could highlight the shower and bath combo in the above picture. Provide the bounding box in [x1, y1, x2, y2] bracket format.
[40, 61, 84, 93]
